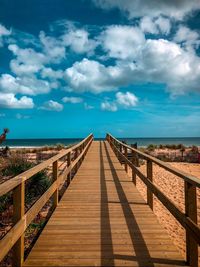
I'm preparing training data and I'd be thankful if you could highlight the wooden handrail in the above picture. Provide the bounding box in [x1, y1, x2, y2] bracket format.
[0, 134, 93, 197]
[107, 133, 200, 188]
[0, 134, 93, 266]
[106, 133, 199, 267]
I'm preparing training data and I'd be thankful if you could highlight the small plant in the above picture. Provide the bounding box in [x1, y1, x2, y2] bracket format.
[147, 144, 157, 151]
[0, 128, 9, 145]
[0, 154, 50, 212]
[56, 143, 65, 150]
[191, 145, 198, 153]
[2, 154, 32, 177]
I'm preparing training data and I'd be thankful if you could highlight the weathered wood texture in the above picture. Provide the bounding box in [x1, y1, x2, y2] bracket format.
[0, 134, 93, 266]
[23, 141, 186, 267]
[107, 133, 200, 267]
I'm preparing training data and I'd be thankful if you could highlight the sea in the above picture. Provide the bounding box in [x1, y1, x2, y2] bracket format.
[2, 137, 200, 148]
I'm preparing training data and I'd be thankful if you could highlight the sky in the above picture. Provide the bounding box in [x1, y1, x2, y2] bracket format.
[0, 0, 200, 138]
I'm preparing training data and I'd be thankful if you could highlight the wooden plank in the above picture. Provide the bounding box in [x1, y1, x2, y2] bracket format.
[108, 133, 200, 187]
[23, 141, 187, 267]
[0, 134, 93, 197]
[147, 160, 153, 210]
[111, 142, 200, 244]
[52, 161, 58, 209]
[0, 136, 93, 264]
[13, 181, 25, 267]
[185, 181, 198, 267]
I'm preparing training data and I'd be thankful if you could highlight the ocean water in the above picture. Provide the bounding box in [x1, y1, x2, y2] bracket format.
[2, 137, 200, 148]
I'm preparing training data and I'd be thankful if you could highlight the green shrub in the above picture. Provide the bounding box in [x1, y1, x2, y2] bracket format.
[147, 144, 157, 151]
[0, 193, 12, 213]
[191, 145, 198, 153]
[2, 154, 33, 177]
[56, 143, 65, 150]
[25, 169, 50, 203]
[0, 155, 50, 212]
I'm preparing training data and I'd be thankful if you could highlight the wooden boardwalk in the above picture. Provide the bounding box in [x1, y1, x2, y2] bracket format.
[23, 141, 186, 267]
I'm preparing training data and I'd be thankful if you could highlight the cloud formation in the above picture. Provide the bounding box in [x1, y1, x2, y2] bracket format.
[0, 24, 11, 46]
[92, 0, 200, 19]
[0, 15, 200, 111]
[101, 91, 138, 111]
[40, 100, 63, 111]
[62, 96, 83, 103]
[100, 25, 145, 60]
[0, 93, 34, 109]
[64, 34, 200, 96]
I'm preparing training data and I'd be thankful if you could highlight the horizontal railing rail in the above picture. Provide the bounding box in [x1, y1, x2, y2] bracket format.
[106, 133, 200, 267]
[0, 133, 93, 267]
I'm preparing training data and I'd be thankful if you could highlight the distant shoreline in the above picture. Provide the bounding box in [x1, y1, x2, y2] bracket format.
[2, 137, 200, 148]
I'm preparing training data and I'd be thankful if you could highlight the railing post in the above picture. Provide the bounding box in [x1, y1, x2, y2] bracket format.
[147, 160, 153, 210]
[13, 180, 25, 267]
[52, 160, 58, 209]
[131, 150, 136, 185]
[119, 144, 122, 164]
[81, 143, 84, 162]
[74, 148, 78, 173]
[119, 144, 122, 154]
[185, 181, 198, 267]
[124, 146, 128, 172]
[67, 151, 71, 185]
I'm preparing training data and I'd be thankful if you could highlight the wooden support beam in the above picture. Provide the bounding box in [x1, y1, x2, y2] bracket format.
[67, 152, 71, 185]
[52, 161, 58, 209]
[185, 181, 198, 267]
[147, 160, 153, 210]
[124, 147, 128, 172]
[132, 151, 136, 185]
[74, 148, 78, 173]
[13, 181, 25, 267]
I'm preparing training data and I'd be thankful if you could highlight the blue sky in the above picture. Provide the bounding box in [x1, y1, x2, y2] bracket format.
[0, 0, 200, 138]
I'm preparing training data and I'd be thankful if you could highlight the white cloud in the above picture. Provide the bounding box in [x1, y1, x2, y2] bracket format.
[154, 16, 171, 35]
[39, 31, 66, 63]
[139, 16, 171, 35]
[92, 0, 200, 19]
[140, 17, 158, 34]
[0, 24, 11, 47]
[8, 44, 47, 76]
[101, 101, 117, 112]
[62, 28, 97, 54]
[39, 24, 97, 61]
[101, 91, 138, 111]
[41, 67, 63, 80]
[40, 100, 63, 111]
[16, 113, 30, 119]
[62, 96, 83, 104]
[0, 24, 11, 36]
[173, 26, 200, 49]
[116, 91, 138, 107]
[0, 93, 34, 109]
[0, 73, 52, 95]
[64, 30, 200, 95]
[65, 58, 117, 93]
[100, 25, 145, 60]
[84, 103, 94, 110]
[140, 39, 200, 94]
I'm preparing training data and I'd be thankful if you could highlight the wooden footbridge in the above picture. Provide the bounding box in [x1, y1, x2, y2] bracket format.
[0, 134, 200, 267]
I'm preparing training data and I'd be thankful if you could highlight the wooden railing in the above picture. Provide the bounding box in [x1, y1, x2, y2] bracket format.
[0, 134, 93, 267]
[106, 133, 200, 267]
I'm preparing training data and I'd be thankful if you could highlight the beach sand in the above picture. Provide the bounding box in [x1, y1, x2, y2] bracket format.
[127, 162, 200, 261]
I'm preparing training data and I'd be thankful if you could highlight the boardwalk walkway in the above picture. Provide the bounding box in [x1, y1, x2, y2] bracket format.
[24, 141, 186, 267]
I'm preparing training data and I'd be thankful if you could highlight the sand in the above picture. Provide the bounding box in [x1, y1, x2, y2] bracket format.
[127, 162, 200, 261]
